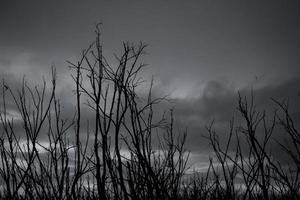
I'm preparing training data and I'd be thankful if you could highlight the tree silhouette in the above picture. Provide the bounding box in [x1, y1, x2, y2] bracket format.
[0, 25, 299, 200]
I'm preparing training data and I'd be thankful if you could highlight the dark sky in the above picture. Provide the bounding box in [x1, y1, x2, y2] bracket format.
[1, 0, 300, 168]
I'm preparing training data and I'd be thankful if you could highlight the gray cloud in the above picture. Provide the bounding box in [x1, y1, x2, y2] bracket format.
[1, 0, 300, 87]
[1, 0, 300, 172]
[162, 77, 300, 163]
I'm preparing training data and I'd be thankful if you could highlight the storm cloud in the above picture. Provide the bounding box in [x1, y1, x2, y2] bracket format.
[1, 0, 300, 172]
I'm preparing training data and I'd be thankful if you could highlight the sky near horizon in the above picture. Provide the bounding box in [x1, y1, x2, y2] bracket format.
[1, 0, 300, 166]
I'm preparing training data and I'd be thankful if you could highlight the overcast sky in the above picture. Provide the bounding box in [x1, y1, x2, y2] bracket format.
[1, 0, 300, 167]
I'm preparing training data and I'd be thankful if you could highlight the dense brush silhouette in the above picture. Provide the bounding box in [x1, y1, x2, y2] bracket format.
[0, 26, 299, 199]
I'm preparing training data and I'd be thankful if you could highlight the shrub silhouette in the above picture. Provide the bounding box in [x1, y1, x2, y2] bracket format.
[0, 25, 299, 200]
